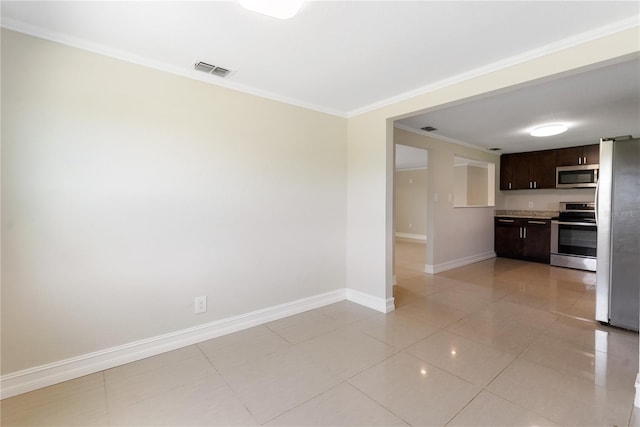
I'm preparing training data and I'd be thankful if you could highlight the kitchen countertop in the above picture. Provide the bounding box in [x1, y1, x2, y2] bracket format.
[494, 210, 559, 219]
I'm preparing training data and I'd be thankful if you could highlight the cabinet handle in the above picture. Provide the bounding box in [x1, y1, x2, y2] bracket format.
[498, 219, 515, 223]
[508, 182, 512, 190]
[523, 227, 527, 239]
[528, 220, 547, 224]
[583, 156, 587, 164]
[519, 227, 522, 238]
[534, 181, 537, 189]
[578, 157, 582, 164]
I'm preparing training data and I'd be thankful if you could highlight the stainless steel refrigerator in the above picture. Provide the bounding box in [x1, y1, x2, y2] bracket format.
[596, 136, 640, 331]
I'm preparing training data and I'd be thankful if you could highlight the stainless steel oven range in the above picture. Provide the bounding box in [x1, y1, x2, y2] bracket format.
[550, 202, 597, 272]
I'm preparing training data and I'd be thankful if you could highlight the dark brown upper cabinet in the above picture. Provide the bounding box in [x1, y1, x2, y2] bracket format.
[556, 144, 599, 166]
[500, 149, 556, 190]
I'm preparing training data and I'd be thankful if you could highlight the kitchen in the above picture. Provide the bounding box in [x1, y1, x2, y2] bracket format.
[395, 57, 640, 331]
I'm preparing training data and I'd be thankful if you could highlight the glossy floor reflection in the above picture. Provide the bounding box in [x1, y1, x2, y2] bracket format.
[2, 240, 638, 426]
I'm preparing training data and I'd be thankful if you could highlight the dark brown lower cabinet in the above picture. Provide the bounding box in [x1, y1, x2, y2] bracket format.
[494, 217, 550, 263]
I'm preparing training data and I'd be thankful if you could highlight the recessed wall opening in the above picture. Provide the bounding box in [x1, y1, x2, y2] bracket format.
[453, 156, 495, 208]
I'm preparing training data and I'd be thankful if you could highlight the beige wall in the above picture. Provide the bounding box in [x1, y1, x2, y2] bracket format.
[394, 169, 427, 237]
[453, 166, 468, 206]
[1, 29, 348, 375]
[467, 165, 489, 206]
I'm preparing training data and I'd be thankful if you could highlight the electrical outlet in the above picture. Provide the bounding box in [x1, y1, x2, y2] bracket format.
[528, 201, 534, 208]
[194, 296, 207, 314]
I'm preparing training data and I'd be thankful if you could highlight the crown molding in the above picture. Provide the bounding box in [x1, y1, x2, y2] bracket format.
[0, 18, 348, 119]
[348, 17, 640, 118]
[2, 14, 638, 121]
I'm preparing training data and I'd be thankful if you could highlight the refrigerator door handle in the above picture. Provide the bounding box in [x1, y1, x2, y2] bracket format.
[594, 179, 599, 226]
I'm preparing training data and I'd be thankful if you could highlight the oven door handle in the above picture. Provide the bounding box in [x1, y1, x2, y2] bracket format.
[552, 221, 597, 227]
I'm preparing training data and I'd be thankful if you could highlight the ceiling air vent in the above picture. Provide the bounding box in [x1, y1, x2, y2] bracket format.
[421, 126, 438, 132]
[194, 61, 231, 78]
[489, 147, 502, 151]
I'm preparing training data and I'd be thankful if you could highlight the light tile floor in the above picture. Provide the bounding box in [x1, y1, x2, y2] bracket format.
[2, 239, 639, 426]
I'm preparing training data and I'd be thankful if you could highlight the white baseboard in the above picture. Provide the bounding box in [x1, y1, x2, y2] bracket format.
[346, 288, 395, 313]
[395, 232, 427, 241]
[0, 289, 347, 399]
[425, 251, 496, 274]
[634, 373, 640, 408]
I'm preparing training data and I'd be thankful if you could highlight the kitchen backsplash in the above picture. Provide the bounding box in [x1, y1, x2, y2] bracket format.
[497, 188, 595, 211]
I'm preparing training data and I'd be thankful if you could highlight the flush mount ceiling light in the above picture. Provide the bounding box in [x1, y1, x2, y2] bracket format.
[238, 0, 304, 19]
[530, 123, 569, 137]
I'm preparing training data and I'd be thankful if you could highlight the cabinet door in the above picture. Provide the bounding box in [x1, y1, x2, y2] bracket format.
[522, 220, 550, 262]
[500, 149, 561, 190]
[556, 144, 600, 166]
[500, 154, 514, 190]
[495, 218, 522, 257]
[500, 153, 529, 190]
[530, 149, 556, 189]
[582, 144, 599, 165]
[511, 153, 533, 190]
[556, 146, 583, 166]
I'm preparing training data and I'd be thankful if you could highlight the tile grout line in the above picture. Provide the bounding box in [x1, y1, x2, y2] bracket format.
[103, 349, 220, 420]
[627, 401, 636, 426]
[346, 376, 414, 426]
[256, 319, 398, 425]
[197, 305, 386, 425]
[100, 370, 109, 422]
[194, 338, 280, 425]
[194, 342, 221, 375]
[258, 380, 359, 425]
[442, 387, 484, 427]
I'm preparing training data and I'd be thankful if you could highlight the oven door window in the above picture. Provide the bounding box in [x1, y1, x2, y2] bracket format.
[558, 224, 597, 257]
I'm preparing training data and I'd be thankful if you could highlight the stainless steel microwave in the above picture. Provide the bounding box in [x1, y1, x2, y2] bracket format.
[556, 164, 599, 188]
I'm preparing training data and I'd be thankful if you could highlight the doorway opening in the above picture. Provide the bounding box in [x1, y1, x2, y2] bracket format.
[393, 144, 428, 307]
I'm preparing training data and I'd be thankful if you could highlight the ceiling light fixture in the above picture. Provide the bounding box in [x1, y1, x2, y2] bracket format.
[238, 0, 304, 19]
[530, 123, 568, 137]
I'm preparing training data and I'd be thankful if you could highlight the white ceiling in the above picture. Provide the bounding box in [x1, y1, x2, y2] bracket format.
[396, 57, 640, 153]
[2, 1, 639, 153]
